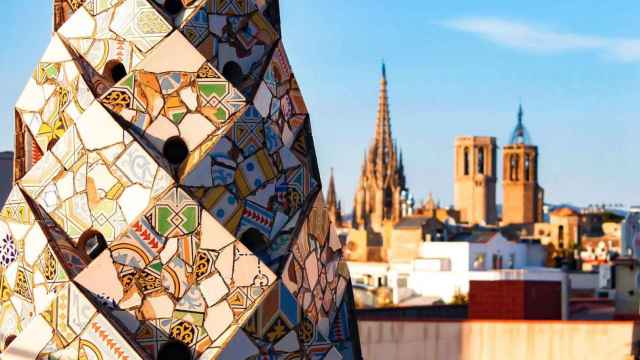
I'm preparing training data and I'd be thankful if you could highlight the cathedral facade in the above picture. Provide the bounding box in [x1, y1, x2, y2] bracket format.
[353, 64, 408, 232]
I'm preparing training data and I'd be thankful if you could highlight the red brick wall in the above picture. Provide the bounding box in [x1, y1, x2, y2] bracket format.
[469, 280, 561, 320]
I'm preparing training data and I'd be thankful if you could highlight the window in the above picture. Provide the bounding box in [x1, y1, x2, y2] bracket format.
[158, 340, 191, 360]
[473, 253, 486, 270]
[558, 225, 565, 245]
[163, 136, 189, 165]
[477, 147, 485, 174]
[463, 147, 470, 175]
[525, 154, 531, 181]
[363, 275, 374, 287]
[78, 230, 107, 260]
[510, 154, 520, 181]
[492, 254, 503, 270]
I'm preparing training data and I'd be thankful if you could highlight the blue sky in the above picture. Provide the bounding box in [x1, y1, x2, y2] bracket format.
[1, 1, 639, 211]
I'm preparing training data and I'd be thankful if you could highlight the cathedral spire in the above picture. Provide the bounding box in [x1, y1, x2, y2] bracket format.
[327, 168, 337, 210]
[327, 168, 343, 226]
[382, 61, 387, 81]
[372, 61, 395, 185]
[397, 148, 406, 191]
[353, 63, 408, 231]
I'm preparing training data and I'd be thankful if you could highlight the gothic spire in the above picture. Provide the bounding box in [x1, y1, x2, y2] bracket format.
[371, 61, 395, 185]
[326, 168, 343, 226]
[327, 167, 337, 210]
[397, 148, 406, 191]
[353, 62, 408, 230]
[382, 61, 387, 81]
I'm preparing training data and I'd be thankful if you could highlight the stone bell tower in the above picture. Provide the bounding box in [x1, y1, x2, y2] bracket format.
[502, 105, 544, 226]
[454, 136, 497, 225]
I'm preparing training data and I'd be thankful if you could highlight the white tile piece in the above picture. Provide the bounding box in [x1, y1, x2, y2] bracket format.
[199, 273, 228, 307]
[4, 261, 18, 288]
[75, 251, 125, 304]
[58, 6, 96, 39]
[119, 184, 152, 224]
[253, 82, 272, 117]
[160, 238, 178, 264]
[179, 86, 198, 111]
[41, 34, 73, 63]
[215, 244, 235, 288]
[2, 315, 53, 360]
[144, 115, 179, 153]
[75, 101, 124, 150]
[134, 32, 205, 73]
[179, 113, 215, 151]
[201, 212, 236, 250]
[204, 301, 234, 342]
[32, 285, 56, 314]
[24, 224, 48, 266]
[57, 171, 76, 201]
[16, 79, 46, 112]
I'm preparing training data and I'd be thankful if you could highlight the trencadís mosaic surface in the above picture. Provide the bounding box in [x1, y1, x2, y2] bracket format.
[0, 1, 362, 359]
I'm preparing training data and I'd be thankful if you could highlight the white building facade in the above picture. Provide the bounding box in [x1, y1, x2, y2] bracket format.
[349, 232, 549, 305]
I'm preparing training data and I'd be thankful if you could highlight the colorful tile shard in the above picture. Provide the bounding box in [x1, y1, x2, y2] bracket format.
[1, 1, 362, 359]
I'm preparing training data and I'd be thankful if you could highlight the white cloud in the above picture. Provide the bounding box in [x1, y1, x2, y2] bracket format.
[441, 17, 640, 62]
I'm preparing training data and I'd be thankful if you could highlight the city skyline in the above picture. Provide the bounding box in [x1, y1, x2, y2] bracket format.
[1, 1, 639, 211]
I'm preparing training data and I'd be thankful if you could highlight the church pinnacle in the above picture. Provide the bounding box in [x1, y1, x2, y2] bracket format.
[353, 63, 409, 230]
[510, 103, 532, 145]
[327, 168, 343, 226]
[371, 60, 395, 186]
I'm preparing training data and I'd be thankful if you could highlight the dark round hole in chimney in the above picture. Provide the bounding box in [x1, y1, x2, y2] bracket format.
[164, 0, 184, 15]
[222, 61, 244, 86]
[104, 60, 127, 84]
[163, 136, 189, 165]
[157, 340, 192, 360]
[240, 228, 269, 254]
